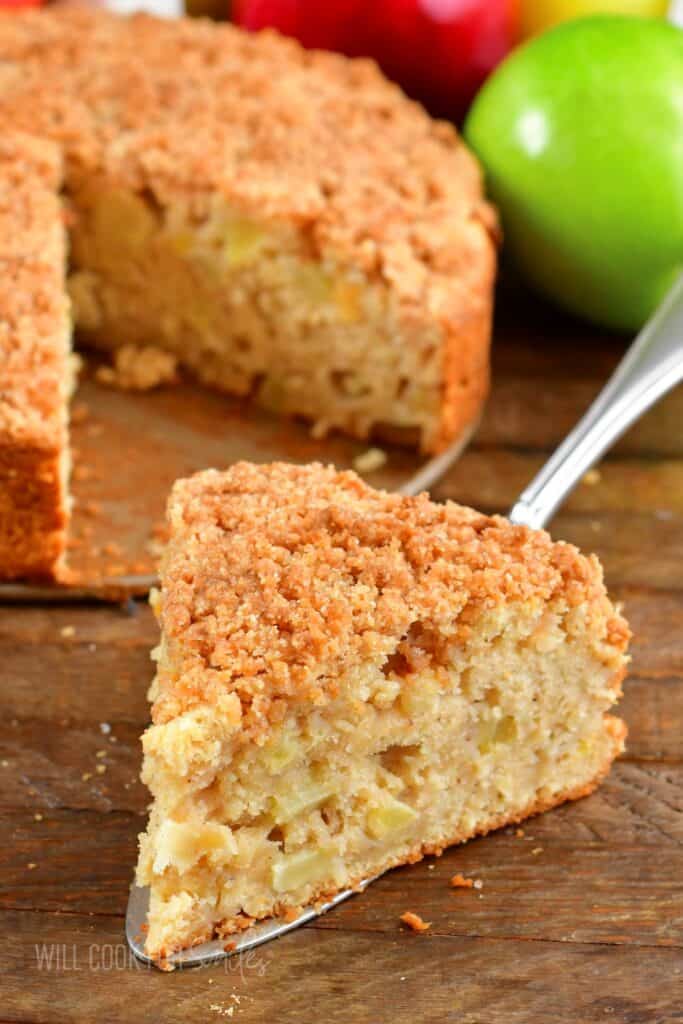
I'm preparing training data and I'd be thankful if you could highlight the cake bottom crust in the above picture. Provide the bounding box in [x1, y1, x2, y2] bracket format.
[149, 716, 625, 961]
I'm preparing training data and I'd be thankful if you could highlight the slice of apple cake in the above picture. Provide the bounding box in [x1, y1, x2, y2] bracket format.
[136, 461, 629, 960]
[0, 134, 72, 580]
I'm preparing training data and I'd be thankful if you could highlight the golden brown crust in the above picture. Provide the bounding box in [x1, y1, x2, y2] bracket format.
[435, 243, 495, 451]
[153, 462, 630, 727]
[150, 722, 625, 960]
[0, 134, 70, 580]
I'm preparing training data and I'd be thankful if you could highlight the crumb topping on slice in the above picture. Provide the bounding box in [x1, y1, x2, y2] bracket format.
[153, 462, 630, 726]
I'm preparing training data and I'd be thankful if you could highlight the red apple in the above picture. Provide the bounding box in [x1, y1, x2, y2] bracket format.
[232, 0, 519, 122]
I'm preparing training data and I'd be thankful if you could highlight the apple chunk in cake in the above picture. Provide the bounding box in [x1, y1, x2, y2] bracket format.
[136, 462, 629, 960]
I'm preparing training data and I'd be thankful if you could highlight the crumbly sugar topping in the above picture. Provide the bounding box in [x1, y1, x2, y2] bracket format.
[153, 462, 629, 726]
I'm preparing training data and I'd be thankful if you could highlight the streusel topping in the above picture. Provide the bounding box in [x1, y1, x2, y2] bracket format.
[154, 462, 629, 725]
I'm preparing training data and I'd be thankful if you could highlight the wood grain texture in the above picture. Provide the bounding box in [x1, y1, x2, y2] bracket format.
[1, 293, 682, 1022]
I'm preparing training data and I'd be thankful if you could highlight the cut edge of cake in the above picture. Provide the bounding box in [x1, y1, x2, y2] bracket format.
[135, 462, 629, 961]
[0, 133, 72, 580]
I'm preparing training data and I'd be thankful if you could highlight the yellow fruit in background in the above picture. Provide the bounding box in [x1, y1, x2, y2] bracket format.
[520, 0, 668, 37]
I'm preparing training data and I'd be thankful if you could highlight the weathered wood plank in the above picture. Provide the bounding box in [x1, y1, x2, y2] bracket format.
[477, 379, 683, 458]
[0, 719, 146, 814]
[621, 588, 683, 680]
[432, 450, 683, 517]
[1, 644, 153, 723]
[549, 513, 683, 591]
[484, 288, 683, 457]
[0, 603, 154, 646]
[618, 678, 683, 761]
[3, 909, 683, 1024]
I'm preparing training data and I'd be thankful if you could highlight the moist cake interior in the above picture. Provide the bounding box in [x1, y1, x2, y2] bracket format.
[136, 463, 628, 960]
[69, 186, 448, 450]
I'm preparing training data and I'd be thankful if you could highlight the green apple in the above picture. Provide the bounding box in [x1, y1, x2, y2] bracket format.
[464, 16, 683, 330]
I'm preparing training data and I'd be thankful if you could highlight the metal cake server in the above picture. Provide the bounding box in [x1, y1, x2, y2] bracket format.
[127, 273, 683, 968]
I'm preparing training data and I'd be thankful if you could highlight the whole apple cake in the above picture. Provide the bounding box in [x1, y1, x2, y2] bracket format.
[0, 8, 497, 580]
[137, 462, 629, 960]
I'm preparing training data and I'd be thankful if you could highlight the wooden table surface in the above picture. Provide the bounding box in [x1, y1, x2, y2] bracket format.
[2, 291, 683, 1023]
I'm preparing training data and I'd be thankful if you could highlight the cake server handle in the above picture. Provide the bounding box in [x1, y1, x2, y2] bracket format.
[508, 273, 683, 531]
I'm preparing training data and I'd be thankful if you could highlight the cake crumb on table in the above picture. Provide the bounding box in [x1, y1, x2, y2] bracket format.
[400, 911, 430, 932]
[449, 873, 474, 889]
